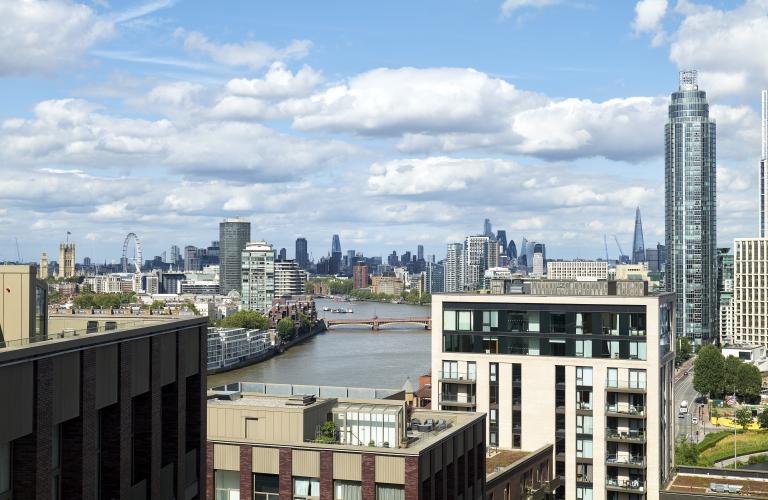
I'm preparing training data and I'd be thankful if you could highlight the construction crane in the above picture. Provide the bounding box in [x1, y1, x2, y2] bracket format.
[603, 234, 610, 262]
[613, 235, 626, 263]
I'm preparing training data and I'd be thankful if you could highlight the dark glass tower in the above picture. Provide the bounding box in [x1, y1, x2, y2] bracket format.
[295, 237, 309, 269]
[507, 240, 517, 259]
[665, 70, 717, 343]
[496, 230, 508, 256]
[330, 234, 342, 275]
[219, 218, 251, 295]
[631, 207, 645, 264]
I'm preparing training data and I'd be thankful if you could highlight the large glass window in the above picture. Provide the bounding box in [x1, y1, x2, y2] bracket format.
[334, 480, 361, 500]
[457, 311, 471, 331]
[576, 415, 593, 435]
[294, 477, 320, 499]
[442, 360, 458, 379]
[576, 486, 593, 500]
[215, 470, 240, 500]
[576, 367, 593, 387]
[376, 484, 404, 500]
[254, 473, 279, 500]
[629, 370, 647, 389]
[607, 368, 618, 387]
[576, 439, 593, 458]
[629, 342, 647, 360]
[443, 310, 456, 331]
[482, 311, 499, 332]
[576, 390, 592, 410]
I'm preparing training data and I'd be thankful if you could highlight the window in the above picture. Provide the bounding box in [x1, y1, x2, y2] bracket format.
[576, 439, 593, 458]
[576, 415, 593, 435]
[576, 367, 593, 387]
[576, 390, 592, 410]
[629, 342, 647, 360]
[443, 310, 456, 330]
[0, 441, 9, 494]
[377, 484, 404, 500]
[214, 470, 240, 500]
[294, 477, 320, 499]
[607, 368, 618, 387]
[575, 340, 592, 358]
[482, 311, 499, 332]
[458, 311, 471, 331]
[335, 480, 361, 500]
[576, 486, 593, 500]
[629, 370, 646, 389]
[254, 473, 279, 500]
[467, 362, 477, 381]
[442, 360, 458, 380]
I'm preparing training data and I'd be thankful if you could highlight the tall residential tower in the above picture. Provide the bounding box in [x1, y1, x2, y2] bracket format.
[761, 90, 768, 236]
[219, 218, 251, 295]
[665, 70, 717, 343]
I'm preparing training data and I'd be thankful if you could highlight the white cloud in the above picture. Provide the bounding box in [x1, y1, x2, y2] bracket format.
[226, 62, 322, 99]
[500, 0, 559, 17]
[668, 0, 768, 96]
[632, 0, 668, 46]
[178, 29, 312, 69]
[0, 0, 113, 76]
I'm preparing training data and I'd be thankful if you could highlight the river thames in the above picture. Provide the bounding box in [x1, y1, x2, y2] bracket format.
[207, 298, 432, 389]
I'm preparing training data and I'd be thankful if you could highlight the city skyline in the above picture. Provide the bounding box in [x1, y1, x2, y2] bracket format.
[1, 1, 767, 262]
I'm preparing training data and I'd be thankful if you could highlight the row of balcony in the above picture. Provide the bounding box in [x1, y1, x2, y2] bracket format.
[606, 454, 645, 468]
[605, 478, 645, 493]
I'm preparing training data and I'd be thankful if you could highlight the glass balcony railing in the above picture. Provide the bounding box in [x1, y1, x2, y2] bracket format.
[605, 404, 645, 416]
[439, 394, 476, 404]
[438, 371, 476, 382]
[606, 478, 645, 492]
[606, 455, 646, 467]
[606, 429, 646, 441]
[606, 379, 647, 390]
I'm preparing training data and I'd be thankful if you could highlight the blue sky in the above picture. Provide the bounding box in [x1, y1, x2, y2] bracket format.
[0, 0, 765, 263]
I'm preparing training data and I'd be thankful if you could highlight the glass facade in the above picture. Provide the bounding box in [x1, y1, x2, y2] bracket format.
[442, 306, 647, 360]
[665, 70, 717, 343]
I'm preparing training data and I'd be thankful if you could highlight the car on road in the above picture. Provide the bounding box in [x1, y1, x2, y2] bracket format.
[692, 417, 698, 425]
[694, 395, 708, 404]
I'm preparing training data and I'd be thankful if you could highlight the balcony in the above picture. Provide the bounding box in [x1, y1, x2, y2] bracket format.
[606, 454, 646, 469]
[438, 371, 476, 384]
[439, 393, 476, 406]
[606, 429, 646, 443]
[606, 478, 645, 493]
[605, 404, 646, 418]
[606, 379, 647, 393]
[576, 473, 593, 484]
[576, 402, 593, 411]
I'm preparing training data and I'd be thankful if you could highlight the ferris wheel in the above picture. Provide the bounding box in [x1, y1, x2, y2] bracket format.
[122, 232, 143, 273]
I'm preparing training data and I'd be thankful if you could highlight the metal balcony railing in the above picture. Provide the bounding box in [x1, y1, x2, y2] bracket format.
[606, 478, 645, 492]
[439, 394, 476, 404]
[438, 371, 476, 382]
[606, 429, 646, 441]
[605, 404, 645, 416]
[606, 455, 646, 467]
[606, 379, 647, 390]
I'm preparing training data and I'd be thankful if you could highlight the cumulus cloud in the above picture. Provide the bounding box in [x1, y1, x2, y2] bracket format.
[226, 62, 322, 99]
[632, 0, 668, 46]
[500, 0, 559, 17]
[178, 29, 312, 69]
[668, 0, 768, 96]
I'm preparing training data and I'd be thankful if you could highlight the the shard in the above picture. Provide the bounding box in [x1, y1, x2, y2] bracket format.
[632, 207, 645, 264]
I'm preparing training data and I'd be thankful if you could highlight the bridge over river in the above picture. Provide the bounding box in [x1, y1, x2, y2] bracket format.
[325, 316, 431, 330]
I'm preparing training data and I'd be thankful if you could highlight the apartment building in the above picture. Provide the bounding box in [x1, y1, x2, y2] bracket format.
[206, 389, 487, 500]
[732, 238, 768, 346]
[547, 261, 608, 281]
[431, 291, 675, 500]
[0, 265, 208, 500]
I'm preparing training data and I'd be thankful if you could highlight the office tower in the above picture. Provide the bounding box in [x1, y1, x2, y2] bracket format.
[496, 230, 508, 256]
[520, 237, 528, 263]
[464, 236, 490, 290]
[484, 218, 493, 237]
[331, 234, 341, 254]
[417, 244, 424, 261]
[425, 261, 445, 293]
[761, 90, 768, 236]
[330, 235, 342, 275]
[352, 263, 369, 289]
[295, 237, 309, 269]
[402, 251, 411, 266]
[632, 207, 646, 264]
[665, 70, 717, 344]
[274, 259, 307, 298]
[169, 245, 180, 267]
[58, 242, 75, 278]
[433, 291, 675, 499]
[39, 252, 48, 279]
[205, 240, 220, 265]
[278, 248, 287, 261]
[219, 218, 251, 295]
[487, 238, 500, 269]
[508, 240, 517, 259]
[184, 245, 200, 272]
[241, 241, 275, 312]
[444, 243, 464, 292]
[525, 241, 537, 271]
[387, 251, 399, 268]
[532, 251, 544, 276]
[160, 271, 185, 294]
[548, 260, 608, 280]
[83, 256, 92, 267]
[0, 265, 207, 499]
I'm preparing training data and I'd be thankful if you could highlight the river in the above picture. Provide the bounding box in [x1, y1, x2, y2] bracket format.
[207, 298, 432, 389]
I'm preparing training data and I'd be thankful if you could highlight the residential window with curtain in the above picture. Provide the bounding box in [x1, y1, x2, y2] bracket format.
[214, 470, 240, 500]
[294, 477, 320, 500]
[334, 480, 361, 500]
[376, 484, 405, 500]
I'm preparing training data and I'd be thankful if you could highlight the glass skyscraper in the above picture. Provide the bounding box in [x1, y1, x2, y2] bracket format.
[219, 218, 251, 295]
[665, 70, 717, 344]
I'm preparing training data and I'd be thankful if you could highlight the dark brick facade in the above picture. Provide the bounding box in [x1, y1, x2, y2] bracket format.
[240, 444, 253, 498]
[404, 456, 419, 500]
[279, 447, 292, 498]
[361, 453, 376, 500]
[205, 445, 215, 500]
[319, 450, 333, 500]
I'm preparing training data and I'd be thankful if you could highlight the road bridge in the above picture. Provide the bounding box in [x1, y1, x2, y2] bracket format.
[325, 316, 431, 331]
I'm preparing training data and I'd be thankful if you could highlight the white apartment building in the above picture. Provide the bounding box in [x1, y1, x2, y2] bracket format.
[274, 259, 307, 297]
[445, 242, 464, 292]
[241, 241, 275, 313]
[532, 252, 545, 277]
[548, 261, 609, 281]
[732, 238, 768, 345]
[464, 236, 491, 290]
[432, 292, 675, 500]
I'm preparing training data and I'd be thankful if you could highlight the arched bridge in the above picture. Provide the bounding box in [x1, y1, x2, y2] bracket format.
[325, 316, 431, 331]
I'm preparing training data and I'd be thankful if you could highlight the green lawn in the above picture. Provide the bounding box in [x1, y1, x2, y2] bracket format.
[698, 431, 768, 466]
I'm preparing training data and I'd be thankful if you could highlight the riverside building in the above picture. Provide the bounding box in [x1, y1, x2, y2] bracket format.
[432, 290, 675, 499]
[242, 241, 276, 313]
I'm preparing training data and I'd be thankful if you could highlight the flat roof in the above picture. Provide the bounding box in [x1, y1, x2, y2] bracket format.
[667, 473, 768, 497]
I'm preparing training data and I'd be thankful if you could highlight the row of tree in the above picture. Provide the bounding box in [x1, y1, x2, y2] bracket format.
[305, 278, 354, 295]
[73, 292, 137, 310]
[694, 345, 763, 402]
[213, 310, 313, 342]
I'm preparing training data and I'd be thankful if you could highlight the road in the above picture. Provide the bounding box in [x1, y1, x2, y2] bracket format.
[674, 363, 709, 442]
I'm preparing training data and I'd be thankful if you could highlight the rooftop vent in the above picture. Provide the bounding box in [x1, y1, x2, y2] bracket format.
[215, 390, 241, 401]
[286, 394, 316, 406]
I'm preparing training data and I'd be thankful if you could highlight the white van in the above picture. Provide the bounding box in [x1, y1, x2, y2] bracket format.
[679, 400, 689, 416]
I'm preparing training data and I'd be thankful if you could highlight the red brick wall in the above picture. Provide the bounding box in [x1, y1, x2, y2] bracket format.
[279, 447, 292, 498]
[405, 456, 419, 500]
[205, 444, 214, 500]
[320, 450, 333, 500]
[361, 453, 376, 500]
[240, 445, 253, 498]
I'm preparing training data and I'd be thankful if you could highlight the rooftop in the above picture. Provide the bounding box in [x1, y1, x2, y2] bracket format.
[667, 472, 768, 498]
[486, 449, 532, 475]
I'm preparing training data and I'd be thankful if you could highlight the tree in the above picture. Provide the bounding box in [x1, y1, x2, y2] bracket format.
[693, 345, 725, 397]
[757, 408, 768, 430]
[221, 310, 270, 330]
[737, 363, 763, 402]
[676, 337, 693, 365]
[299, 313, 312, 333]
[315, 421, 337, 443]
[277, 317, 295, 340]
[723, 356, 742, 397]
[735, 407, 754, 431]
[675, 436, 698, 465]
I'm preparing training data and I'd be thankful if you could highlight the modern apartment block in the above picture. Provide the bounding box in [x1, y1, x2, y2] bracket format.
[445, 243, 464, 293]
[220, 218, 251, 295]
[0, 265, 208, 500]
[274, 260, 308, 298]
[431, 291, 675, 500]
[547, 261, 608, 281]
[242, 241, 276, 313]
[206, 389, 487, 500]
[730, 238, 768, 346]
